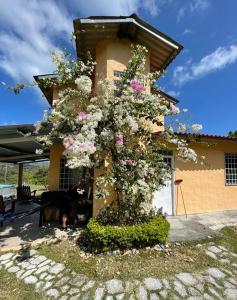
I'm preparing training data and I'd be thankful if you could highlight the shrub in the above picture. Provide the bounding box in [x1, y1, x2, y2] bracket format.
[86, 214, 170, 252]
[95, 200, 167, 226]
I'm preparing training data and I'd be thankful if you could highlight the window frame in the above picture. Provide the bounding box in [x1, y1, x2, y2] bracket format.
[59, 157, 82, 190]
[224, 153, 237, 186]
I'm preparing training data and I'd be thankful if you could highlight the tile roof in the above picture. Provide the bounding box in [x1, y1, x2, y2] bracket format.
[152, 131, 237, 141]
[174, 132, 237, 141]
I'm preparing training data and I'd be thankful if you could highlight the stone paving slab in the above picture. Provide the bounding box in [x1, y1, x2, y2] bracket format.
[0, 242, 237, 299]
[168, 210, 237, 242]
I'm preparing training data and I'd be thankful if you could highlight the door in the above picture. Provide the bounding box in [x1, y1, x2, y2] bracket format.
[152, 156, 174, 215]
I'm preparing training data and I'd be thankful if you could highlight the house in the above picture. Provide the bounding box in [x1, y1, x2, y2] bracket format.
[35, 14, 237, 216]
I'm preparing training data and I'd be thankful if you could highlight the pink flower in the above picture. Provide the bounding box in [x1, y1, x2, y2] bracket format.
[137, 83, 145, 92]
[115, 132, 123, 146]
[131, 79, 137, 87]
[78, 143, 95, 151]
[130, 79, 145, 93]
[127, 159, 137, 166]
[76, 111, 87, 122]
[63, 136, 74, 150]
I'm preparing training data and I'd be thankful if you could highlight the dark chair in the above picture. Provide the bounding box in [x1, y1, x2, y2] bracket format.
[0, 195, 16, 226]
[39, 191, 67, 226]
[39, 190, 93, 227]
[17, 185, 37, 202]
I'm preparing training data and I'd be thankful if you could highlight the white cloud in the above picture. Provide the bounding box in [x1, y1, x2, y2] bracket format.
[0, 0, 72, 82]
[177, 0, 210, 22]
[183, 28, 193, 35]
[0, 0, 162, 83]
[173, 44, 237, 86]
[68, 0, 166, 17]
[141, 0, 159, 17]
[190, 0, 210, 12]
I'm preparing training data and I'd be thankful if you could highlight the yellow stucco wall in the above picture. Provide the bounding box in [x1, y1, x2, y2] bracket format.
[175, 140, 237, 215]
[95, 38, 164, 132]
[96, 38, 149, 81]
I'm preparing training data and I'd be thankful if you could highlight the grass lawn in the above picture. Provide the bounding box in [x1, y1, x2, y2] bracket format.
[37, 226, 237, 281]
[29, 184, 47, 196]
[0, 268, 43, 300]
[0, 226, 236, 299]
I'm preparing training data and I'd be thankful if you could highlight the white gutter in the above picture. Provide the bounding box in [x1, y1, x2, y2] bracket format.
[80, 18, 179, 50]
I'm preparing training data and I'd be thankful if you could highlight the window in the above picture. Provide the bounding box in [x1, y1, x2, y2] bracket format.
[225, 153, 237, 185]
[114, 70, 125, 78]
[114, 79, 122, 97]
[113, 70, 125, 97]
[59, 157, 82, 190]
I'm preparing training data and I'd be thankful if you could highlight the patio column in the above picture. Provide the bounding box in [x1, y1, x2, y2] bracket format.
[18, 163, 23, 187]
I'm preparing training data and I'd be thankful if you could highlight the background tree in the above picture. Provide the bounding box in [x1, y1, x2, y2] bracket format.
[228, 130, 237, 138]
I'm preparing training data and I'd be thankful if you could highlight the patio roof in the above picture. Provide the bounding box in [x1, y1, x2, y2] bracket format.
[0, 124, 49, 164]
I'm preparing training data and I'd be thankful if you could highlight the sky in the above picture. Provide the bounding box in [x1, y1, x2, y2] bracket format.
[0, 0, 236, 135]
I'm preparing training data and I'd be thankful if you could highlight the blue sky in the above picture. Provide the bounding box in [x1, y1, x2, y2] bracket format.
[0, 0, 236, 135]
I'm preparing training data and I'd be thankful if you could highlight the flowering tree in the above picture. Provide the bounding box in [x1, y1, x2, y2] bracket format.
[35, 45, 201, 224]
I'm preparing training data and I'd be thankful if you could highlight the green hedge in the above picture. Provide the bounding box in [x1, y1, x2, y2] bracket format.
[86, 214, 170, 252]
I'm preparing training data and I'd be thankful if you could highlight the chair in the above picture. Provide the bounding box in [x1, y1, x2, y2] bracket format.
[17, 185, 37, 202]
[0, 195, 15, 226]
[39, 191, 66, 226]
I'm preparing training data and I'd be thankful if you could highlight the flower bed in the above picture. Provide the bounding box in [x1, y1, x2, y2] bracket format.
[86, 214, 170, 252]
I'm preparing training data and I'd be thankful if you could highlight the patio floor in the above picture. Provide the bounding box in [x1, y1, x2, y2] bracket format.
[0, 201, 81, 252]
[168, 210, 237, 242]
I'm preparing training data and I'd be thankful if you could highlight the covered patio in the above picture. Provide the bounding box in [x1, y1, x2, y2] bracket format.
[0, 124, 51, 251]
[0, 124, 85, 252]
[0, 124, 49, 187]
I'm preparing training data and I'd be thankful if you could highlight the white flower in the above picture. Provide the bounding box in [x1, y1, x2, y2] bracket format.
[178, 123, 187, 131]
[125, 115, 139, 133]
[178, 147, 197, 162]
[192, 124, 203, 131]
[51, 51, 64, 64]
[77, 188, 84, 194]
[75, 76, 92, 95]
[34, 121, 42, 133]
[35, 149, 43, 155]
[169, 103, 180, 115]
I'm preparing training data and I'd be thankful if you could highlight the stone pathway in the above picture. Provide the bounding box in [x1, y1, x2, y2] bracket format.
[0, 243, 237, 299]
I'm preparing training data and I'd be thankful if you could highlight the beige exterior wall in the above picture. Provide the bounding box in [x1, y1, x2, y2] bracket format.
[174, 140, 237, 215]
[95, 38, 164, 133]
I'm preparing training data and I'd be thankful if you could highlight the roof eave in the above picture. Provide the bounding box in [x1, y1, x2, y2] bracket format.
[73, 14, 183, 71]
[34, 74, 56, 106]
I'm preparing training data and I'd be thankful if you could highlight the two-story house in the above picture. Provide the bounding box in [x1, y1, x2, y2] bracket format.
[35, 14, 237, 217]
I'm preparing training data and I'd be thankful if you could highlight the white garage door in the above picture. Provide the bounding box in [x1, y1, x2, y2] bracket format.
[152, 156, 174, 215]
